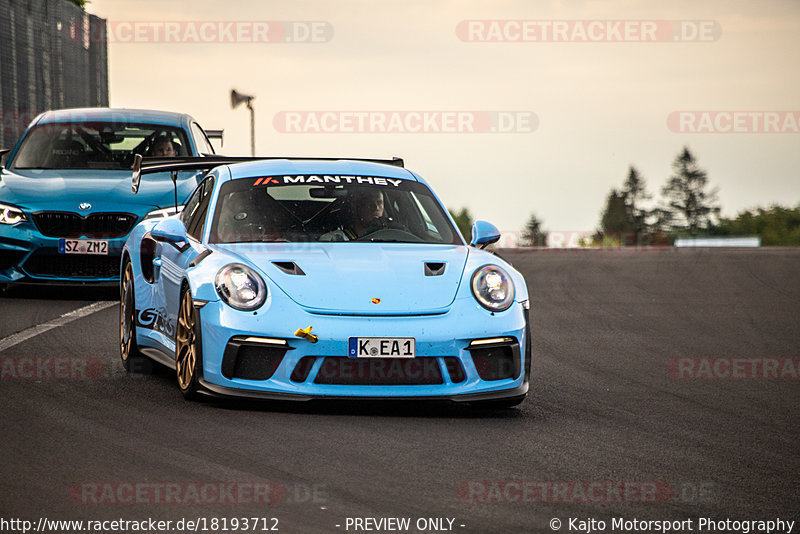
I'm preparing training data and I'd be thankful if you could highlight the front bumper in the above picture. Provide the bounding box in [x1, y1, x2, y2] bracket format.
[198, 379, 528, 403]
[180, 299, 530, 400]
[0, 222, 129, 284]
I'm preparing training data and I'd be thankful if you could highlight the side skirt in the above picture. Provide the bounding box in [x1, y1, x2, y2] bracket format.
[140, 346, 177, 370]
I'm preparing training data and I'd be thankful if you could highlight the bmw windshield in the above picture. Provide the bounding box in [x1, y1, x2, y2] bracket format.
[209, 176, 462, 245]
[11, 121, 191, 170]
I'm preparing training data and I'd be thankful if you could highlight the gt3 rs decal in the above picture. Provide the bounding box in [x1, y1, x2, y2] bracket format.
[136, 307, 175, 337]
[252, 176, 403, 187]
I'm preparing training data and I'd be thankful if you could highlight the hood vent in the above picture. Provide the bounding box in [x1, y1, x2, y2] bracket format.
[424, 262, 446, 276]
[272, 261, 305, 276]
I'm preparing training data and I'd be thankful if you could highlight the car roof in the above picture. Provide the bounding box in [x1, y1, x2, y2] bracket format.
[224, 159, 418, 181]
[34, 108, 193, 128]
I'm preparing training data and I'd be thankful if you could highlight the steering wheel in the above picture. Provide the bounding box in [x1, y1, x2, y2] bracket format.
[356, 227, 423, 242]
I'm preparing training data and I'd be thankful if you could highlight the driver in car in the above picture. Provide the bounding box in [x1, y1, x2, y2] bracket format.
[320, 189, 386, 241]
[149, 135, 177, 157]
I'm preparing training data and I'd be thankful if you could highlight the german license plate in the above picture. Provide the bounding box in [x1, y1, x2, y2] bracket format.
[348, 337, 416, 358]
[58, 239, 109, 255]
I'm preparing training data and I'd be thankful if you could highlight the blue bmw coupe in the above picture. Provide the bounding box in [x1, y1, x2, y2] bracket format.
[0, 108, 219, 287]
[120, 156, 531, 406]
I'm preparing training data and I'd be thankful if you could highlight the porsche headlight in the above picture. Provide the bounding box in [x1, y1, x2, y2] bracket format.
[471, 265, 515, 312]
[0, 203, 26, 225]
[143, 205, 184, 220]
[215, 263, 267, 311]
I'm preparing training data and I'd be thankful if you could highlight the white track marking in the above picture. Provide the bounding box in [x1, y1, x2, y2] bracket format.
[0, 301, 116, 353]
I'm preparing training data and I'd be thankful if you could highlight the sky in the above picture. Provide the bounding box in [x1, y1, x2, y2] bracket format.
[88, 0, 800, 244]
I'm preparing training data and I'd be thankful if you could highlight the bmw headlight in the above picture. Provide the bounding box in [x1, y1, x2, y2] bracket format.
[215, 263, 267, 311]
[143, 205, 185, 220]
[0, 203, 26, 225]
[471, 265, 515, 312]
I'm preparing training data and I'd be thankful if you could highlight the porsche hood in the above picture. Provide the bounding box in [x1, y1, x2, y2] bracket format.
[217, 244, 471, 315]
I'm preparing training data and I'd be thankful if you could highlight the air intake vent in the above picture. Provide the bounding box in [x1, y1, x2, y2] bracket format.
[0, 250, 26, 271]
[314, 357, 444, 385]
[33, 211, 137, 238]
[290, 357, 316, 383]
[221, 339, 287, 380]
[23, 251, 120, 279]
[272, 261, 305, 275]
[469, 343, 520, 381]
[424, 262, 446, 276]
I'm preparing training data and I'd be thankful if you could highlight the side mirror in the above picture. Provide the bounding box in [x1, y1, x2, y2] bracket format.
[151, 217, 187, 244]
[470, 220, 501, 249]
[131, 154, 142, 194]
[0, 148, 10, 171]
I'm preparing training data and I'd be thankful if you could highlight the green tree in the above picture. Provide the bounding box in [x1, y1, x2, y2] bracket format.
[598, 189, 634, 235]
[522, 213, 547, 248]
[448, 207, 473, 243]
[593, 189, 629, 246]
[661, 147, 720, 235]
[622, 166, 650, 233]
[594, 166, 655, 246]
[714, 204, 800, 246]
[67, 0, 88, 9]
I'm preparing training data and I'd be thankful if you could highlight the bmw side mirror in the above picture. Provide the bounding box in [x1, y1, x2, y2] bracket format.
[0, 148, 9, 171]
[151, 217, 187, 244]
[470, 220, 501, 249]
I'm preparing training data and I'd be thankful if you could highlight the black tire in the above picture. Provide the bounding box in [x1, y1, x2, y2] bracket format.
[175, 285, 203, 400]
[120, 261, 152, 373]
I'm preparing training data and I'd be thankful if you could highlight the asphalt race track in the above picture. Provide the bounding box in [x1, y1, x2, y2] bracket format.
[1, 249, 798, 534]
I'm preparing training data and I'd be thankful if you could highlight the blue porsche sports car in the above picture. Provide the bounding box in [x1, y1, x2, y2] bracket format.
[0, 108, 220, 286]
[120, 156, 531, 406]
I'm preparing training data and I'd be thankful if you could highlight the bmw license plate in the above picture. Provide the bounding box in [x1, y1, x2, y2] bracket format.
[58, 239, 109, 255]
[349, 337, 416, 358]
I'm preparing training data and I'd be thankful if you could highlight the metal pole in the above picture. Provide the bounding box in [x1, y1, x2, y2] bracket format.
[171, 170, 178, 212]
[246, 100, 255, 157]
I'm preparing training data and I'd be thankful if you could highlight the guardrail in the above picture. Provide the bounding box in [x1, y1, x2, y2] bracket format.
[674, 236, 761, 247]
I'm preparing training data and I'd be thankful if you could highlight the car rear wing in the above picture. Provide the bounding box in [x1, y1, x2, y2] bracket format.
[131, 154, 405, 210]
[132, 155, 404, 192]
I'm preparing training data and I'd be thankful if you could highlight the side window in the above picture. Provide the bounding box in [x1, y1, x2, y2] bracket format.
[191, 123, 215, 155]
[181, 184, 204, 227]
[186, 177, 215, 241]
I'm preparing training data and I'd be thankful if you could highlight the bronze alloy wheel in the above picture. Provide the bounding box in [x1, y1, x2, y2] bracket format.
[119, 261, 147, 371]
[175, 287, 201, 399]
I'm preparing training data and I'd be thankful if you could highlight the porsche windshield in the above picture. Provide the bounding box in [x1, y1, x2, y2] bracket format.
[11, 121, 190, 170]
[210, 176, 462, 245]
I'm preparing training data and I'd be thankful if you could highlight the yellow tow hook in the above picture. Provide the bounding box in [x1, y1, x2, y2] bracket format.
[294, 326, 318, 343]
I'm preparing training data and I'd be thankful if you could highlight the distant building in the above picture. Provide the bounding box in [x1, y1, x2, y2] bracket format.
[0, 0, 108, 149]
